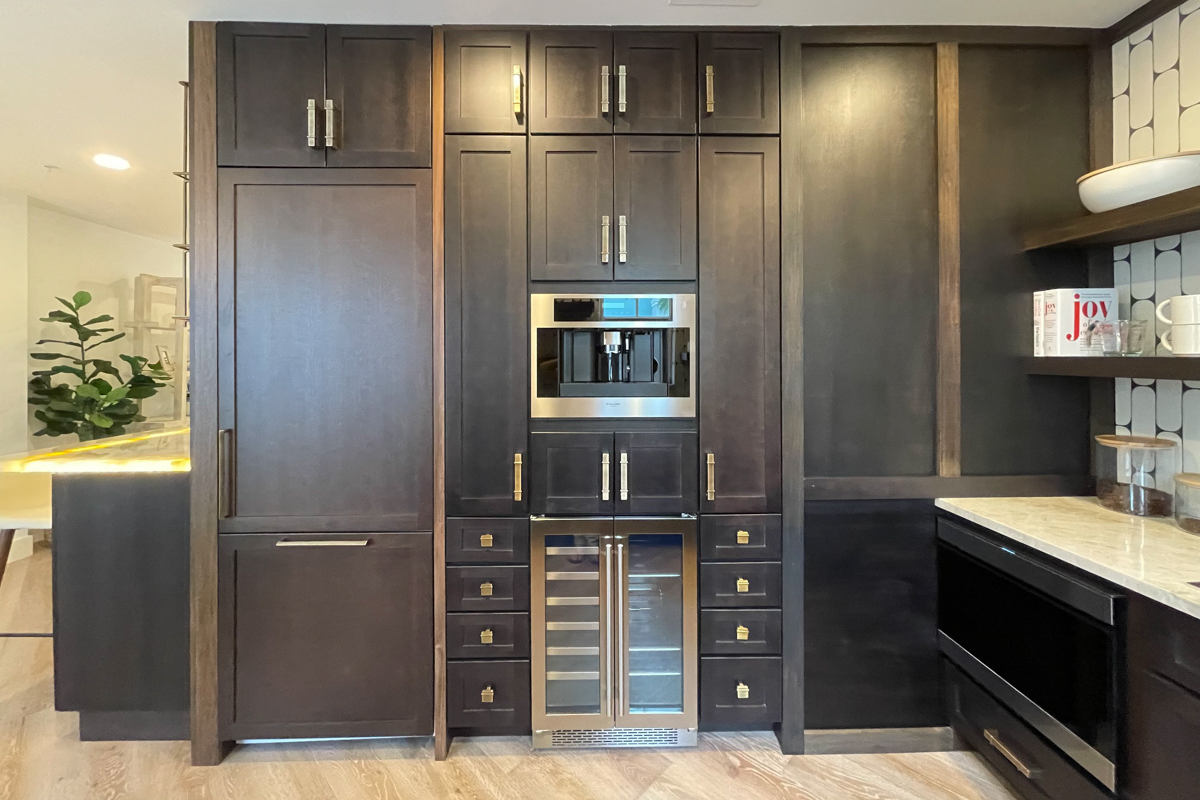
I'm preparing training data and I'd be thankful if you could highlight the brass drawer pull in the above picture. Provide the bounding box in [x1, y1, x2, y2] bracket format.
[601, 452, 611, 501]
[601, 65, 610, 114]
[480, 628, 494, 645]
[984, 729, 1040, 780]
[619, 451, 629, 500]
[275, 539, 369, 547]
[512, 65, 523, 117]
[618, 215, 628, 264]
[617, 65, 627, 113]
[705, 65, 715, 114]
[601, 216, 611, 264]
[736, 530, 750, 545]
[481, 685, 495, 704]
[480, 581, 494, 597]
[736, 681, 749, 700]
[736, 625, 749, 641]
[513, 453, 523, 502]
[480, 533, 494, 548]
[736, 577, 749, 593]
[324, 99, 338, 149]
[307, 99, 318, 146]
[706, 453, 715, 501]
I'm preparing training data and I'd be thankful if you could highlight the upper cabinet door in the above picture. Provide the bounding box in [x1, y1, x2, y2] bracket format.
[445, 136, 529, 516]
[698, 33, 780, 135]
[699, 138, 781, 514]
[530, 136, 615, 281]
[325, 26, 431, 168]
[445, 30, 527, 134]
[615, 431, 699, 516]
[529, 31, 614, 134]
[614, 32, 697, 135]
[530, 432, 615, 516]
[615, 136, 697, 281]
[216, 23, 327, 167]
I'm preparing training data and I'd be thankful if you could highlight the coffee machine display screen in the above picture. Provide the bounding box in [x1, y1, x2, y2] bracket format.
[553, 297, 673, 323]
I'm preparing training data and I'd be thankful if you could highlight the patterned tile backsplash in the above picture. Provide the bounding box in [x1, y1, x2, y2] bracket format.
[1112, 0, 1200, 483]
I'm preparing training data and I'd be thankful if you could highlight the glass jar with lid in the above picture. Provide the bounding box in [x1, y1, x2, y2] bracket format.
[1174, 473, 1200, 534]
[1094, 435, 1178, 517]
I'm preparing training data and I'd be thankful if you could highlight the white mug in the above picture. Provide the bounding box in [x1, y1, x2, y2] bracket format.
[1156, 295, 1200, 326]
[1161, 325, 1200, 356]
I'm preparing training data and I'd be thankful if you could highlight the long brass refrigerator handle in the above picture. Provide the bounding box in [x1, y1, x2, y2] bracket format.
[324, 99, 337, 149]
[604, 541, 615, 718]
[706, 453, 716, 501]
[619, 452, 629, 501]
[705, 65, 715, 114]
[617, 65, 627, 113]
[615, 540, 625, 717]
[601, 216, 610, 264]
[513, 453, 523, 501]
[618, 215, 627, 264]
[601, 66, 610, 114]
[601, 452, 610, 501]
[306, 99, 318, 147]
[218, 429, 234, 518]
[512, 65, 523, 117]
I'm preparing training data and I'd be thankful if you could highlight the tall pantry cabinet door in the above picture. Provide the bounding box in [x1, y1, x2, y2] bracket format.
[530, 136, 615, 281]
[698, 138, 781, 514]
[325, 26, 432, 168]
[698, 33, 780, 135]
[446, 136, 529, 516]
[444, 30, 528, 134]
[614, 136, 697, 281]
[217, 170, 433, 533]
[529, 30, 614, 134]
[614, 32, 697, 135]
[216, 23, 327, 167]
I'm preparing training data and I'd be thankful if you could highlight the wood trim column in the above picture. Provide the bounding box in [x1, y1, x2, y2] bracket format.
[431, 26, 449, 762]
[188, 20, 226, 767]
[936, 43, 962, 478]
[777, 29, 805, 756]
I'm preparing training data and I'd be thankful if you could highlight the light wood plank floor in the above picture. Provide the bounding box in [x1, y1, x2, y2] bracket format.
[0, 548, 1017, 800]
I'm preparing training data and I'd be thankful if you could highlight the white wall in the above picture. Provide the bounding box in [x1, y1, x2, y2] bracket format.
[26, 205, 179, 444]
[0, 190, 28, 458]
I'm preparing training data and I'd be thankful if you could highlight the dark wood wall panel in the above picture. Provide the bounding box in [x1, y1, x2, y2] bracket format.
[801, 45, 939, 478]
[958, 46, 1091, 477]
[804, 500, 942, 729]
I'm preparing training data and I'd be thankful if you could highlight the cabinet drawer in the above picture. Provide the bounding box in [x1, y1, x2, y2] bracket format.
[1126, 666, 1200, 800]
[447, 660, 531, 731]
[700, 657, 781, 729]
[700, 515, 781, 561]
[700, 562, 781, 608]
[700, 609, 781, 656]
[446, 613, 530, 660]
[944, 661, 1109, 800]
[1130, 594, 1200, 697]
[446, 518, 529, 565]
[446, 566, 530, 612]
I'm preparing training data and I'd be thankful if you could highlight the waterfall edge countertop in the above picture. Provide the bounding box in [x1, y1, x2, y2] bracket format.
[0, 424, 190, 474]
[937, 496, 1200, 621]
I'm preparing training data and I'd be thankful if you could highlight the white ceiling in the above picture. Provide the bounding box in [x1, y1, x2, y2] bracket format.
[1, 0, 1142, 243]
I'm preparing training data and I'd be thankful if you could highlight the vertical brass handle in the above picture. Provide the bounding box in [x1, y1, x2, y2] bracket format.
[307, 99, 318, 147]
[984, 730, 1040, 780]
[618, 215, 627, 264]
[513, 453, 523, 502]
[601, 452, 610, 501]
[512, 65, 523, 117]
[601, 215, 611, 264]
[706, 453, 716, 501]
[619, 452, 629, 501]
[604, 540, 615, 717]
[324, 99, 337, 149]
[601, 66, 610, 114]
[705, 66, 715, 114]
[617, 65, 627, 113]
[218, 429, 234, 518]
[615, 540, 626, 715]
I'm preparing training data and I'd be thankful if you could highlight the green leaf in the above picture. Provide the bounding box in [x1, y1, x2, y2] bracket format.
[35, 339, 79, 347]
[27, 397, 49, 406]
[30, 352, 72, 361]
[120, 354, 148, 375]
[45, 365, 86, 380]
[83, 314, 114, 325]
[86, 412, 113, 428]
[48, 401, 79, 413]
[74, 383, 101, 400]
[55, 296, 77, 313]
[91, 378, 113, 394]
[84, 333, 126, 351]
[102, 385, 129, 404]
[72, 291, 92, 309]
[124, 384, 158, 399]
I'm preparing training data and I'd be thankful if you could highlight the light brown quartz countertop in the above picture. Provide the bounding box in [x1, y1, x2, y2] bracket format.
[936, 496, 1200, 621]
[0, 425, 190, 474]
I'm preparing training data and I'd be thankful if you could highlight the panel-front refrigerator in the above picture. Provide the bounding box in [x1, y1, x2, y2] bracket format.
[531, 517, 698, 748]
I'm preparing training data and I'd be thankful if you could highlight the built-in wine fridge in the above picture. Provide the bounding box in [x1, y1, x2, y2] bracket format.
[531, 517, 698, 748]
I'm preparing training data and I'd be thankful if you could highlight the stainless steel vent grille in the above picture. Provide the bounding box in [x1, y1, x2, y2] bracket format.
[534, 728, 697, 749]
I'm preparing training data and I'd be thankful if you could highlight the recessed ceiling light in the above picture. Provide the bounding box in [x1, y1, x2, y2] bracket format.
[93, 153, 130, 171]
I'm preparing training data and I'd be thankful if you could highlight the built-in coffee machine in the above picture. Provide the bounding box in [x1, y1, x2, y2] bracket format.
[531, 294, 695, 419]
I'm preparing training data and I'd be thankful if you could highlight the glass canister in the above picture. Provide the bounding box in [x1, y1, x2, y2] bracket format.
[1174, 474, 1200, 534]
[1094, 435, 1179, 517]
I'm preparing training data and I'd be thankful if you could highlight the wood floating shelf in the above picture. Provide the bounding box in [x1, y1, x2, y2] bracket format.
[1024, 356, 1200, 381]
[1022, 186, 1200, 251]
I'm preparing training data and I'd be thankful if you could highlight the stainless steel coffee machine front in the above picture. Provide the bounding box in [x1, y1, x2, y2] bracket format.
[531, 294, 695, 419]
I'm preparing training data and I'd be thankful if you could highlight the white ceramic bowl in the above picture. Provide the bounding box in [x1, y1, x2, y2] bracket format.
[1078, 151, 1200, 213]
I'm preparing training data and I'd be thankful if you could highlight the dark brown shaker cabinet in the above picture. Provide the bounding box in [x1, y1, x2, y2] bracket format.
[530, 136, 615, 281]
[614, 136, 698, 281]
[444, 29, 527, 134]
[698, 33, 780, 135]
[446, 136, 529, 517]
[216, 23, 431, 167]
[614, 431, 699, 515]
[216, 169, 432, 533]
[218, 532, 433, 740]
[529, 30, 614, 134]
[614, 32, 697, 135]
[530, 432, 614, 516]
[699, 138, 782, 514]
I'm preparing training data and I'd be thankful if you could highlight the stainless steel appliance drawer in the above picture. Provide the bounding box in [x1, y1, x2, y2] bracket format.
[699, 562, 781, 608]
[446, 613, 530, 660]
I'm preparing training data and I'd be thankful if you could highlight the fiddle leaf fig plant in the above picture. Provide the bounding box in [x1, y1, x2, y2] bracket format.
[28, 291, 171, 441]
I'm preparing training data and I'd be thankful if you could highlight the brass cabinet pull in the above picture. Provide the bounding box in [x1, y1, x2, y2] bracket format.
[736, 681, 750, 700]
[480, 581, 494, 597]
[218, 429, 234, 519]
[513, 453, 523, 502]
[480, 628, 494, 645]
[307, 99, 318, 146]
[512, 65, 523, 117]
[705, 66, 715, 114]
[984, 730, 1040, 780]
[736, 624, 750, 641]
[619, 451, 629, 501]
[601, 65, 610, 114]
[736, 530, 750, 545]
[617, 65, 627, 113]
[736, 577, 750, 593]
[706, 453, 716, 501]
[481, 685, 495, 703]
[276, 539, 370, 547]
[480, 533, 494, 548]
[324, 99, 337, 149]
[618, 215, 628, 264]
[601, 215, 610, 264]
[601, 452, 611, 501]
